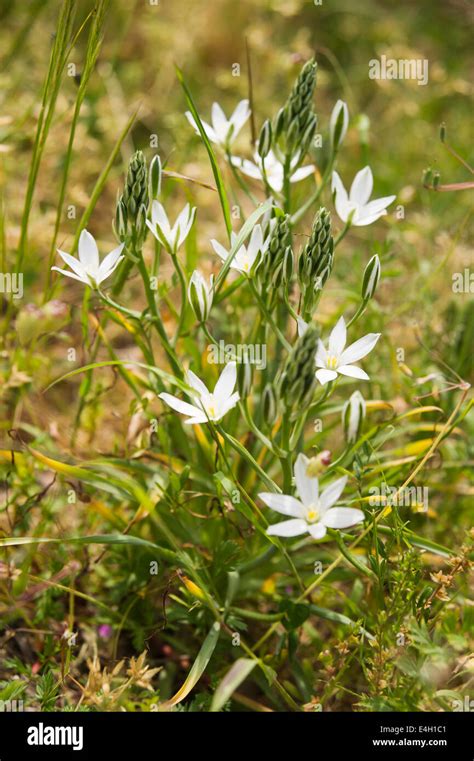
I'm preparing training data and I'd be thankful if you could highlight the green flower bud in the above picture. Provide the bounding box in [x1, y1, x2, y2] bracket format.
[257, 119, 273, 159]
[149, 154, 162, 199]
[362, 254, 381, 301]
[342, 390, 366, 444]
[279, 323, 319, 411]
[262, 383, 277, 426]
[329, 100, 349, 150]
[188, 270, 214, 323]
[237, 355, 254, 399]
[114, 197, 128, 241]
[439, 122, 446, 144]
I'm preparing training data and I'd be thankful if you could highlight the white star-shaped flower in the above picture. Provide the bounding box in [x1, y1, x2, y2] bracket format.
[159, 362, 239, 425]
[315, 316, 380, 385]
[51, 230, 124, 288]
[186, 100, 250, 148]
[332, 166, 396, 226]
[146, 201, 196, 254]
[211, 224, 268, 275]
[231, 149, 314, 193]
[259, 453, 364, 539]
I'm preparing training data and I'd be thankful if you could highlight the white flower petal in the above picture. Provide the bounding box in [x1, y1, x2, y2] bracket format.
[339, 332, 380, 365]
[308, 522, 327, 539]
[349, 166, 373, 206]
[230, 99, 250, 135]
[359, 196, 396, 218]
[315, 368, 338, 385]
[322, 507, 364, 529]
[78, 230, 99, 272]
[328, 315, 347, 356]
[51, 266, 90, 285]
[337, 364, 370, 380]
[151, 201, 171, 239]
[210, 239, 230, 262]
[97, 244, 125, 280]
[185, 111, 218, 143]
[319, 476, 348, 512]
[218, 391, 240, 417]
[352, 210, 387, 227]
[214, 361, 237, 403]
[158, 392, 203, 419]
[297, 317, 308, 337]
[294, 453, 318, 507]
[331, 171, 349, 206]
[186, 370, 209, 397]
[267, 518, 309, 537]
[315, 338, 328, 367]
[56, 250, 88, 278]
[258, 492, 305, 518]
[290, 165, 315, 183]
[211, 102, 229, 142]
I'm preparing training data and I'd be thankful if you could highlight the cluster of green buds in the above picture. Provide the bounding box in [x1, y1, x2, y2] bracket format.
[274, 58, 318, 159]
[298, 207, 334, 317]
[256, 213, 293, 295]
[114, 150, 155, 250]
[279, 323, 319, 414]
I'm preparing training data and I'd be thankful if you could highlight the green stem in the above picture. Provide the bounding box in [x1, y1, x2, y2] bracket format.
[248, 279, 291, 352]
[171, 253, 188, 346]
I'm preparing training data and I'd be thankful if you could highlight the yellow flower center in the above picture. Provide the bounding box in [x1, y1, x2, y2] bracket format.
[306, 505, 320, 524]
[327, 355, 338, 370]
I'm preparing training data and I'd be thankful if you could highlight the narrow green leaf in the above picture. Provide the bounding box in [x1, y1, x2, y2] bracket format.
[176, 65, 232, 238]
[0, 534, 176, 561]
[211, 658, 257, 712]
[161, 622, 221, 708]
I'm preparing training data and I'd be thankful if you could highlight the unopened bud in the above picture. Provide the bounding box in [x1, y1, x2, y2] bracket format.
[257, 119, 273, 159]
[262, 383, 277, 426]
[306, 450, 332, 476]
[342, 390, 366, 444]
[329, 99, 349, 150]
[362, 254, 381, 301]
[149, 154, 162, 200]
[188, 270, 214, 323]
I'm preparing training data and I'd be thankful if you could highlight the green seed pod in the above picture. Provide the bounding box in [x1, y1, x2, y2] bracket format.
[342, 390, 366, 444]
[422, 167, 433, 186]
[439, 122, 446, 144]
[279, 323, 319, 411]
[362, 254, 381, 301]
[257, 119, 273, 159]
